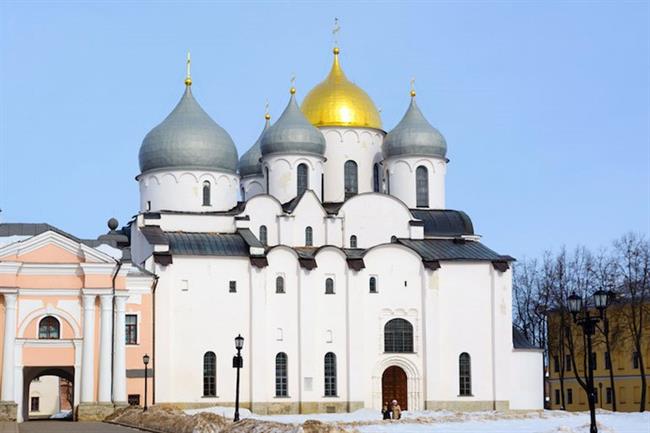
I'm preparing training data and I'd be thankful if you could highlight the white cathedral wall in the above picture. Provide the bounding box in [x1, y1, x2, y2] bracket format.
[243, 196, 283, 247]
[509, 350, 544, 410]
[241, 176, 265, 201]
[320, 127, 385, 203]
[385, 157, 446, 209]
[263, 155, 324, 204]
[138, 170, 239, 213]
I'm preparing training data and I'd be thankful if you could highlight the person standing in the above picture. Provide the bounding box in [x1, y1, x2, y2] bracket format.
[382, 402, 391, 420]
[391, 400, 401, 420]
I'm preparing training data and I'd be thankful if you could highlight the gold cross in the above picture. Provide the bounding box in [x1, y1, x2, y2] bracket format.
[332, 17, 341, 47]
[185, 51, 192, 86]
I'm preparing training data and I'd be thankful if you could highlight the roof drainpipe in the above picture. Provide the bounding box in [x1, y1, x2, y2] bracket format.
[151, 274, 159, 405]
[110, 259, 122, 403]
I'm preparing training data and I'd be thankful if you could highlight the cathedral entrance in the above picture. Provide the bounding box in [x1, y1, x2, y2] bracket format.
[382, 366, 408, 410]
[22, 366, 74, 422]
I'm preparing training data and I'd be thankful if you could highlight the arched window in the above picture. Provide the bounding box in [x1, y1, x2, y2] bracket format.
[391, 235, 397, 242]
[324, 352, 337, 397]
[202, 181, 211, 206]
[203, 352, 216, 396]
[369, 277, 377, 293]
[344, 160, 358, 199]
[384, 318, 414, 353]
[349, 235, 357, 248]
[459, 352, 472, 396]
[305, 226, 313, 246]
[265, 167, 270, 193]
[276, 276, 285, 294]
[38, 316, 60, 339]
[416, 166, 429, 208]
[386, 171, 391, 194]
[325, 278, 335, 294]
[259, 225, 268, 246]
[297, 163, 309, 196]
[275, 352, 288, 397]
[373, 163, 380, 193]
[241, 187, 246, 202]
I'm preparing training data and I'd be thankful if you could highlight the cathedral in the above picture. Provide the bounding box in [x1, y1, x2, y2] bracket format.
[0, 46, 542, 422]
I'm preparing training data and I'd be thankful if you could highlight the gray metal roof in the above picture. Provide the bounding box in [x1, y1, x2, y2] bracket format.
[237, 228, 264, 249]
[383, 97, 447, 159]
[410, 209, 474, 237]
[167, 232, 249, 256]
[238, 118, 269, 178]
[139, 87, 238, 174]
[260, 93, 326, 157]
[513, 327, 540, 349]
[396, 238, 509, 262]
[0, 223, 81, 241]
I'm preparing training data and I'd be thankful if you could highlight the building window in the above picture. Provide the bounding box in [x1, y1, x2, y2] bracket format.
[415, 166, 429, 208]
[384, 318, 414, 353]
[386, 171, 390, 194]
[391, 235, 397, 242]
[373, 163, 380, 192]
[203, 352, 216, 397]
[202, 181, 211, 206]
[276, 276, 285, 294]
[125, 314, 138, 345]
[554, 389, 560, 405]
[459, 352, 472, 396]
[590, 352, 597, 370]
[605, 351, 611, 370]
[553, 355, 559, 373]
[259, 225, 268, 246]
[344, 160, 358, 199]
[325, 278, 334, 294]
[305, 226, 313, 246]
[297, 163, 309, 195]
[324, 352, 337, 397]
[265, 167, 270, 193]
[38, 316, 60, 339]
[229, 281, 237, 293]
[275, 352, 288, 397]
[241, 187, 245, 202]
[565, 354, 572, 371]
[128, 394, 140, 406]
[606, 387, 612, 404]
[349, 235, 357, 248]
[30, 396, 39, 412]
[633, 352, 639, 369]
[567, 388, 573, 404]
[369, 277, 377, 293]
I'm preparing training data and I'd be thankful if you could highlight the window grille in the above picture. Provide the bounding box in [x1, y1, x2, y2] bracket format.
[38, 316, 60, 339]
[369, 277, 377, 293]
[416, 166, 429, 208]
[324, 352, 337, 397]
[305, 226, 313, 246]
[276, 276, 285, 294]
[275, 352, 288, 397]
[350, 235, 357, 248]
[325, 278, 335, 294]
[125, 314, 137, 345]
[202, 181, 211, 206]
[459, 352, 472, 396]
[297, 163, 309, 195]
[259, 225, 267, 246]
[203, 352, 216, 396]
[384, 318, 413, 353]
[344, 160, 358, 199]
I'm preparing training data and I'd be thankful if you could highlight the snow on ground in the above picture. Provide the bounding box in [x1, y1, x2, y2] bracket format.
[185, 406, 650, 433]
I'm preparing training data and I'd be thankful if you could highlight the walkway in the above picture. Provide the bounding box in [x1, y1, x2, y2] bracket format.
[18, 421, 141, 433]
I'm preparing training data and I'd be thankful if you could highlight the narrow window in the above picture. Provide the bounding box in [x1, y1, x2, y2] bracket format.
[349, 235, 357, 248]
[567, 388, 573, 404]
[324, 352, 337, 397]
[344, 160, 358, 199]
[373, 163, 380, 192]
[297, 163, 309, 195]
[321, 173, 324, 200]
[305, 226, 313, 246]
[369, 277, 377, 293]
[259, 225, 268, 246]
[553, 355, 559, 372]
[633, 352, 639, 369]
[386, 171, 390, 194]
[125, 314, 138, 345]
[38, 316, 60, 339]
[203, 352, 216, 397]
[229, 281, 237, 293]
[391, 235, 397, 242]
[275, 352, 288, 397]
[30, 396, 39, 412]
[146, 200, 151, 211]
[554, 389, 560, 405]
[459, 352, 472, 396]
[325, 278, 334, 294]
[384, 318, 414, 353]
[241, 187, 246, 202]
[590, 352, 597, 370]
[202, 181, 211, 206]
[416, 166, 429, 208]
[606, 387, 612, 404]
[276, 276, 285, 294]
[565, 354, 572, 371]
[605, 351, 611, 370]
[265, 167, 270, 193]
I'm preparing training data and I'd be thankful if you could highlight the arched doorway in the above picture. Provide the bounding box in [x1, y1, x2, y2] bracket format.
[22, 366, 74, 422]
[382, 366, 408, 410]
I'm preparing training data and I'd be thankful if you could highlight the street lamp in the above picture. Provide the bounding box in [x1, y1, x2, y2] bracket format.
[143, 353, 150, 412]
[566, 291, 613, 433]
[233, 334, 244, 422]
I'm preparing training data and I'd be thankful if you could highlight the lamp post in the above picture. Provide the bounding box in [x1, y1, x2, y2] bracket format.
[233, 334, 244, 422]
[143, 353, 150, 412]
[567, 290, 612, 433]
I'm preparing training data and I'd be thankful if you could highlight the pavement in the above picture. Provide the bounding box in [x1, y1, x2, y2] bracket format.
[17, 421, 142, 433]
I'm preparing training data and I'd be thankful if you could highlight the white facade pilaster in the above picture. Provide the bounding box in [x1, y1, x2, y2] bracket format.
[112, 295, 128, 403]
[81, 294, 96, 403]
[1, 293, 17, 402]
[98, 294, 113, 403]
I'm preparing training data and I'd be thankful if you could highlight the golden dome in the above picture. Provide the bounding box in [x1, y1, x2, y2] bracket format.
[301, 48, 382, 129]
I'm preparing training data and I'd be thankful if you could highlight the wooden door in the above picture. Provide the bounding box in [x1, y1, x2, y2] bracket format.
[382, 366, 408, 410]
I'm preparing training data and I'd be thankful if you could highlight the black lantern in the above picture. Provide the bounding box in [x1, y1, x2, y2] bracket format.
[235, 334, 244, 350]
[593, 289, 609, 311]
[567, 292, 583, 315]
[143, 353, 150, 412]
[143, 354, 150, 366]
[233, 335, 244, 422]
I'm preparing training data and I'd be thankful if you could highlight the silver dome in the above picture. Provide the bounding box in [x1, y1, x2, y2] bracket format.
[139, 87, 238, 174]
[238, 117, 270, 178]
[260, 93, 325, 157]
[383, 97, 447, 159]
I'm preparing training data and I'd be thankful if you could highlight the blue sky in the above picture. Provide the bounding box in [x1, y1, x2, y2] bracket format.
[0, 1, 648, 260]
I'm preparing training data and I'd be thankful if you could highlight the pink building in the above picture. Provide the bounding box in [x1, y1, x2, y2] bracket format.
[0, 222, 155, 421]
